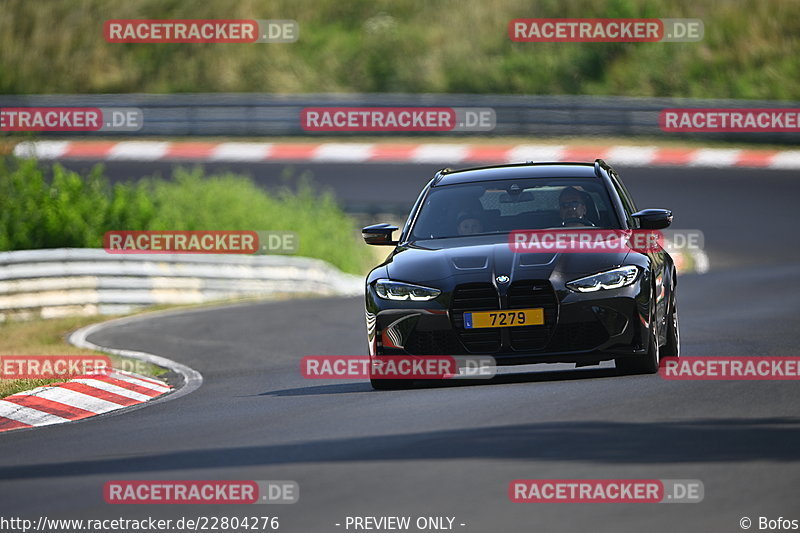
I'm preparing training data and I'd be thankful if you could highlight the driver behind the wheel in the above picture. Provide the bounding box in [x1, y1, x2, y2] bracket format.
[559, 187, 595, 227]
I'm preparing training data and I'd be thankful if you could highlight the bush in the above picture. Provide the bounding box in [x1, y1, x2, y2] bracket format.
[0, 158, 372, 274]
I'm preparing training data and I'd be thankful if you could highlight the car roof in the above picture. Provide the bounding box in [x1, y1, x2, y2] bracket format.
[433, 162, 600, 187]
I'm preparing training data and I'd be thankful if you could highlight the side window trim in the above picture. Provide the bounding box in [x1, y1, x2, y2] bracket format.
[609, 170, 637, 228]
[614, 170, 639, 213]
[400, 182, 432, 243]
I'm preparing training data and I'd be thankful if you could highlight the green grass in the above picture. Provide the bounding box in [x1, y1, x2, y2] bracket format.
[1, 0, 798, 99]
[0, 315, 166, 398]
[0, 158, 373, 274]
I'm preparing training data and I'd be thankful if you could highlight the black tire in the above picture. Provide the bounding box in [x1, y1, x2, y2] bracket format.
[616, 289, 660, 375]
[661, 292, 680, 358]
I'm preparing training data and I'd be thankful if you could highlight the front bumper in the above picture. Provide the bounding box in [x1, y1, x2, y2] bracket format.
[366, 279, 651, 366]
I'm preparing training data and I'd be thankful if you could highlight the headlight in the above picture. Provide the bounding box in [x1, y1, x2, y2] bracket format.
[374, 279, 441, 301]
[566, 266, 639, 293]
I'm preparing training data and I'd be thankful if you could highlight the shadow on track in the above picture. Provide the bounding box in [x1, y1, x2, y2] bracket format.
[262, 366, 620, 397]
[3, 417, 800, 480]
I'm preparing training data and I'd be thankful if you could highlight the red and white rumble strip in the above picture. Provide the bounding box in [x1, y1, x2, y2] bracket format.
[0, 370, 171, 432]
[12, 141, 800, 169]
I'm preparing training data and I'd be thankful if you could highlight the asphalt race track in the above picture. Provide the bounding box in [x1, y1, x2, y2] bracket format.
[1, 161, 799, 532]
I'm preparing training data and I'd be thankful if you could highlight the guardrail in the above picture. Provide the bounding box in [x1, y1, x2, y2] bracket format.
[0, 249, 362, 320]
[1, 93, 798, 143]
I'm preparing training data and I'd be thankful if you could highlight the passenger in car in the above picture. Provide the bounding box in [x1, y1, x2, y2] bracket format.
[456, 211, 484, 235]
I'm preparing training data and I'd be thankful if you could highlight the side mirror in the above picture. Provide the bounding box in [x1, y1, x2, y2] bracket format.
[632, 209, 673, 229]
[362, 223, 399, 246]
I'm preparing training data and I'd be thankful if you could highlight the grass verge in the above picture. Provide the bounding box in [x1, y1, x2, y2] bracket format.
[0, 315, 166, 399]
[1, 0, 798, 100]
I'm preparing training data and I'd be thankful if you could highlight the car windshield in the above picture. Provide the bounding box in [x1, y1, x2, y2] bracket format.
[410, 177, 620, 240]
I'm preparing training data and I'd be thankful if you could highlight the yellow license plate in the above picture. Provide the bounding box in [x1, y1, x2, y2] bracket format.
[463, 308, 544, 329]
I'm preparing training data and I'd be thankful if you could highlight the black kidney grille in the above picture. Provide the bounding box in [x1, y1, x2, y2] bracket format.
[506, 280, 557, 351]
[451, 283, 501, 353]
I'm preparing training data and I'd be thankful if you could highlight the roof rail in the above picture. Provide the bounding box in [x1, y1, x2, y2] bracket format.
[432, 167, 452, 186]
[594, 158, 612, 177]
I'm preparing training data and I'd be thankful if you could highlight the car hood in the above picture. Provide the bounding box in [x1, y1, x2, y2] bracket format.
[386, 236, 632, 286]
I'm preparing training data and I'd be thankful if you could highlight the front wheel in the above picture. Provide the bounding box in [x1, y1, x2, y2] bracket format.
[661, 294, 680, 358]
[616, 291, 660, 375]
